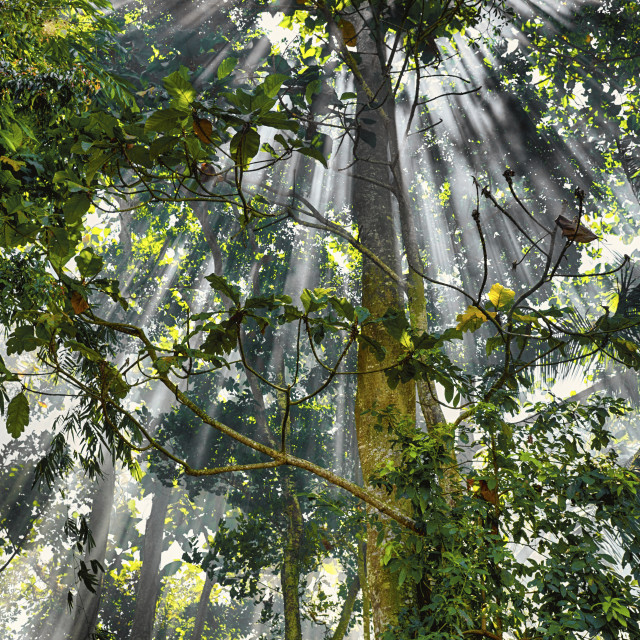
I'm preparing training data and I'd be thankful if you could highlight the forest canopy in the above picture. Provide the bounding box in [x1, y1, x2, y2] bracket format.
[1, 1, 640, 639]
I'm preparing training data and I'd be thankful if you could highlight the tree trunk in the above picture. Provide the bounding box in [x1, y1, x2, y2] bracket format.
[330, 575, 360, 640]
[275, 343, 304, 640]
[68, 456, 116, 640]
[358, 542, 371, 640]
[129, 482, 172, 640]
[351, 13, 417, 637]
[281, 469, 304, 640]
[190, 574, 215, 640]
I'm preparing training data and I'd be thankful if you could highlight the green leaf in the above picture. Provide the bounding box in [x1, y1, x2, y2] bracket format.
[163, 70, 196, 111]
[144, 108, 188, 133]
[6, 325, 38, 355]
[205, 274, 241, 305]
[230, 128, 260, 169]
[257, 112, 298, 131]
[301, 288, 332, 313]
[47, 227, 71, 258]
[6, 392, 29, 438]
[217, 57, 238, 79]
[63, 193, 91, 225]
[86, 151, 113, 184]
[75, 248, 103, 278]
[329, 297, 355, 321]
[149, 135, 179, 160]
[261, 73, 288, 98]
[0, 125, 23, 152]
[296, 145, 327, 168]
[382, 308, 410, 341]
[305, 78, 321, 104]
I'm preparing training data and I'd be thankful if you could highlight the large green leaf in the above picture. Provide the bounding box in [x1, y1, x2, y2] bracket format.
[163, 70, 196, 111]
[75, 247, 103, 278]
[63, 193, 92, 225]
[229, 128, 260, 169]
[145, 108, 189, 133]
[217, 57, 238, 79]
[261, 73, 288, 99]
[6, 392, 29, 438]
[205, 274, 241, 305]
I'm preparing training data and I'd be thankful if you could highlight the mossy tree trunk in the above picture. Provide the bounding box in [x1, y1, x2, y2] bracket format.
[351, 15, 417, 637]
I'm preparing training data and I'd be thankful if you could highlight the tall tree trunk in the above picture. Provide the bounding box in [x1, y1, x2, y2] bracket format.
[351, 13, 417, 637]
[129, 482, 172, 640]
[242, 262, 304, 640]
[190, 574, 215, 640]
[275, 342, 304, 640]
[280, 469, 304, 640]
[68, 456, 116, 640]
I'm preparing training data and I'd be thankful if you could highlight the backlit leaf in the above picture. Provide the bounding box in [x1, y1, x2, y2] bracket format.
[488, 283, 515, 309]
[456, 306, 497, 332]
[262, 74, 288, 98]
[217, 57, 238, 79]
[193, 118, 214, 144]
[340, 20, 357, 47]
[163, 70, 196, 110]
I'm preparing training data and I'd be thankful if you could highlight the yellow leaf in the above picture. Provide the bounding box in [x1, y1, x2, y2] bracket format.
[193, 118, 213, 144]
[322, 561, 338, 575]
[617, 338, 637, 353]
[455, 306, 496, 333]
[0, 155, 25, 171]
[38, 401, 47, 408]
[339, 20, 357, 47]
[70, 291, 89, 314]
[488, 283, 515, 309]
[512, 312, 539, 325]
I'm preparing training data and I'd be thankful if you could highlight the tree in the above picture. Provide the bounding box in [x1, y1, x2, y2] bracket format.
[2, 1, 640, 638]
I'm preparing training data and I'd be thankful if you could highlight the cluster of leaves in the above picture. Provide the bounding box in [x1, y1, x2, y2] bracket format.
[372, 390, 640, 639]
[2, 2, 640, 639]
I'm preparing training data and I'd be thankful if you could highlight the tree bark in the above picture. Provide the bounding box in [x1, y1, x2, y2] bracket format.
[190, 574, 215, 640]
[275, 343, 304, 640]
[281, 469, 304, 640]
[129, 482, 172, 640]
[351, 12, 417, 637]
[330, 575, 360, 640]
[68, 456, 116, 640]
[358, 542, 371, 640]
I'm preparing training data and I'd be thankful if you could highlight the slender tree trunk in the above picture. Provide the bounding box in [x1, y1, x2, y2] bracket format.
[190, 574, 215, 640]
[68, 456, 116, 640]
[358, 542, 371, 640]
[281, 469, 304, 640]
[129, 482, 172, 640]
[275, 343, 304, 640]
[330, 575, 360, 640]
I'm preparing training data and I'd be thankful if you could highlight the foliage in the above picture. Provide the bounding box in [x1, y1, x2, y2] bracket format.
[1, 1, 640, 639]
